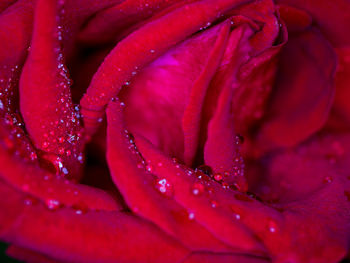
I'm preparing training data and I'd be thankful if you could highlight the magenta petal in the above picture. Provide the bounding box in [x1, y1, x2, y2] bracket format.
[80, 0, 250, 137]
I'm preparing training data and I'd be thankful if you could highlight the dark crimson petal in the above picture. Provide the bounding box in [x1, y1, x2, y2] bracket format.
[60, 0, 124, 56]
[256, 28, 336, 151]
[182, 21, 230, 165]
[331, 48, 350, 126]
[277, 4, 312, 32]
[248, 134, 350, 263]
[78, 0, 190, 45]
[276, 0, 350, 47]
[80, 0, 250, 137]
[203, 26, 252, 191]
[106, 100, 241, 252]
[0, 144, 121, 211]
[184, 252, 269, 263]
[20, 0, 84, 179]
[7, 245, 62, 263]
[0, 180, 188, 263]
[0, 0, 17, 13]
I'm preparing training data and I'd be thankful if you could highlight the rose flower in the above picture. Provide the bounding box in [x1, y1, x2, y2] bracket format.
[0, 0, 349, 262]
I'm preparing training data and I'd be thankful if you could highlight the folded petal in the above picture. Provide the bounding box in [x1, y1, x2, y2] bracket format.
[20, 0, 84, 179]
[256, 28, 336, 151]
[80, 0, 250, 136]
[0, 180, 188, 263]
[276, 0, 350, 47]
[106, 100, 246, 252]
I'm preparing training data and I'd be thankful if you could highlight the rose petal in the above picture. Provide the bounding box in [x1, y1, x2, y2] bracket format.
[203, 26, 251, 191]
[20, 0, 84, 179]
[184, 252, 269, 263]
[182, 21, 230, 165]
[0, 0, 17, 13]
[0, 0, 34, 112]
[331, 48, 350, 126]
[80, 0, 250, 136]
[106, 100, 243, 252]
[250, 134, 350, 263]
[78, 0, 190, 45]
[256, 28, 336, 151]
[7, 245, 62, 263]
[0, 138, 121, 211]
[0, 179, 188, 263]
[120, 22, 229, 162]
[276, 0, 350, 47]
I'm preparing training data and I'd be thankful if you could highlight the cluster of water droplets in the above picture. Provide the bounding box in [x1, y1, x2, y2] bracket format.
[37, 6, 85, 177]
[0, 66, 39, 162]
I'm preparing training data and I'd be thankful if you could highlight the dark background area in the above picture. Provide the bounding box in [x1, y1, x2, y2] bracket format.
[0, 242, 18, 262]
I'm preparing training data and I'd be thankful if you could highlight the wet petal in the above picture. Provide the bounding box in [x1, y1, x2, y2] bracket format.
[20, 0, 84, 179]
[0, 180, 188, 263]
[106, 100, 241, 252]
[80, 0, 250, 136]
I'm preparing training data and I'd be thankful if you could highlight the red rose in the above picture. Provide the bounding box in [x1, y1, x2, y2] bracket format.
[0, 0, 349, 262]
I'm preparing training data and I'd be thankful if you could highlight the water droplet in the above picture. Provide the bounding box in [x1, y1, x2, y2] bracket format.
[58, 147, 65, 154]
[191, 182, 204, 196]
[72, 203, 88, 215]
[146, 164, 153, 172]
[62, 167, 68, 175]
[268, 220, 277, 233]
[214, 173, 223, 182]
[323, 176, 333, 184]
[45, 199, 61, 210]
[156, 178, 173, 197]
[210, 200, 218, 208]
[188, 212, 195, 220]
[29, 152, 37, 161]
[24, 196, 37, 206]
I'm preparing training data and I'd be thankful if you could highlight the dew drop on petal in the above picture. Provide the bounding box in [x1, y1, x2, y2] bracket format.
[214, 173, 223, 182]
[146, 163, 153, 173]
[268, 220, 278, 233]
[24, 196, 37, 206]
[191, 182, 205, 196]
[323, 176, 333, 184]
[45, 199, 61, 211]
[188, 212, 195, 220]
[210, 200, 218, 208]
[72, 203, 88, 215]
[156, 178, 173, 197]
